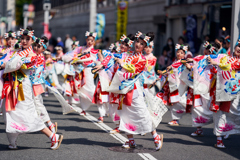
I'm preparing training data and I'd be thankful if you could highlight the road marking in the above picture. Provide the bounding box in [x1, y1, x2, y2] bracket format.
[83, 113, 158, 160]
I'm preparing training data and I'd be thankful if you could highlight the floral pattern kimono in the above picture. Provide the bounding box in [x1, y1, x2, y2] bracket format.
[142, 53, 157, 95]
[209, 55, 240, 136]
[62, 45, 97, 111]
[107, 51, 153, 134]
[2, 46, 46, 134]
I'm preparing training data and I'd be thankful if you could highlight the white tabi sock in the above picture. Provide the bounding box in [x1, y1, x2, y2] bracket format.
[153, 133, 158, 138]
[217, 136, 222, 141]
[49, 133, 59, 141]
[129, 138, 134, 141]
[47, 121, 53, 127]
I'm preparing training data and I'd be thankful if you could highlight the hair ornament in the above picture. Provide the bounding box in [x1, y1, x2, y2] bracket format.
[175, 44, 188, 53]
[120, 34, 134, 47]
[4, 32, 16, 39]
[135, 31, 151, 46]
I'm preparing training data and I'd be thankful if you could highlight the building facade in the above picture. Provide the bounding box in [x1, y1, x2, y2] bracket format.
[32, 0, 232, 55]
[32, 0, 166, 56]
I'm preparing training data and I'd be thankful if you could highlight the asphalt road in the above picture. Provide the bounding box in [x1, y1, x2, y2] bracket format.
[0, 93, 240, 160]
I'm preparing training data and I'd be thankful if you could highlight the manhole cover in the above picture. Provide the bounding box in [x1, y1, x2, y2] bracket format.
[109, 145, 157, 153]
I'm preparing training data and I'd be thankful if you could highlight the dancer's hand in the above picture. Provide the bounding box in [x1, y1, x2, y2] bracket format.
[166, 65, 172, 71]
[56, 57, 62, 61]
[184, 63, 192, 70]
[0, 63, 5, 70]
[93, 64, 103, 71]
[157, 70, 163, 75]
[207, 56, 217, 65]
[187, 58, 193, 62]
[115, 58, 123, 65]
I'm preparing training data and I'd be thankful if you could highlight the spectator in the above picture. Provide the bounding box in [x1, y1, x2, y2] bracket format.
[225, 35, 231, 56]
[72, 35, 77, 42]
[198, 35, 210, 55]
[57, 37, 64, 48]
[178, 36, 185, 45]
[185, 44, 193, 58]
[65, 34, 73, 52]
[95, 38, 105, 49]
[215, 37, 227, 54]
[158, 48, 172, 70]
[162, 37, 175, 61]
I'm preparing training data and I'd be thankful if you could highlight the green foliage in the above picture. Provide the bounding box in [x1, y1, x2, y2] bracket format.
[15, 0, 32, 27]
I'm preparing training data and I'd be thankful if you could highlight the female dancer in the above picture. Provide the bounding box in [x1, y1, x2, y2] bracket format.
[32, 36, 57, 133]
[61, 31, 98, 116]
[156, 44, 189, 126]
[183, 41, 216, 136]
[93, 34, 134, 131]
[2, 27, 63, 150]
[0, 31, 17, 116]
[143, 41, 157, 95]
[207, 39, 240, 148]
[111, 31, 163, 150]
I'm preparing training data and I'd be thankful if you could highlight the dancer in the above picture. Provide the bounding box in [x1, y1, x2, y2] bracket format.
[2, 27, 63, 150]
[32, 36, 58, 133]
[207, 39, 240, 148]
[46, 46, 64, 93]
[108, 31, 163, 150]
[0, 31, 17, 116]
[62, 31, 98, 116]
[156, 44, 189, 126]
[183, 41, 216, 136]
[143, 40, 157, 95]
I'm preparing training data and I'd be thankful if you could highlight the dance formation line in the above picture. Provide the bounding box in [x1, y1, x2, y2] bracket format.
[0, 27, 239, 152]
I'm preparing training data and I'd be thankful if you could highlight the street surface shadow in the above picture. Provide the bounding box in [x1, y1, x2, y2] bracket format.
[62, 138, 117, 147]
[108, 145, 157, 153]
[58, 126, 106, 133]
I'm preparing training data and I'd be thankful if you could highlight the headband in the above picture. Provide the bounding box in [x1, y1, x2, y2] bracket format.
[225, 35, 230, 43]
[135, 31, 151, 46]
[149, 41, 154, 48]
[85, 31, 97, 40]
[44, 50, 51, 55]
[120, 34, 134, 47]
[19, 28, 35, 40]
[109, 43, 120, 53]
[14, 41, 22, 49]
[175, 44, 188, 53]
[35, 37, 47, 49]
[72, 41, 79, 46]
[55, 46, 62, 50]
[4, 32, 16, 39]
[203, 41, 216, 54]
[235, 36, 240, 46]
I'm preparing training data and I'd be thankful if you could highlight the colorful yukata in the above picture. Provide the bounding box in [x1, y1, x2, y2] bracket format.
[108, 51, 153, 134]
[2, 46, 46, 146]
[180, 55, 214, 132]
[45, 57, 63, 92]
[156, 60, 187, 124]
[92, 50, 114, 121]
[62, 45, 97, 113]
[209, 54, 240, 137]
[142, 53, 157, 95]
[30, 52, 52, 123]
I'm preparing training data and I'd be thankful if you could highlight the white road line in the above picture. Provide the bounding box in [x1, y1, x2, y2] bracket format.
[138, 153, 150, 160]
[143, 153, 158, 160]
[83, 112, 158, 160]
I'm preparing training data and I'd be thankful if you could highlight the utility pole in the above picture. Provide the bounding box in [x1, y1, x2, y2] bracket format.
[23, 4, 28, 29]
[89, 0, 96, 32]
[230, 0, 240, 55]
[43, 0, 51, 39]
